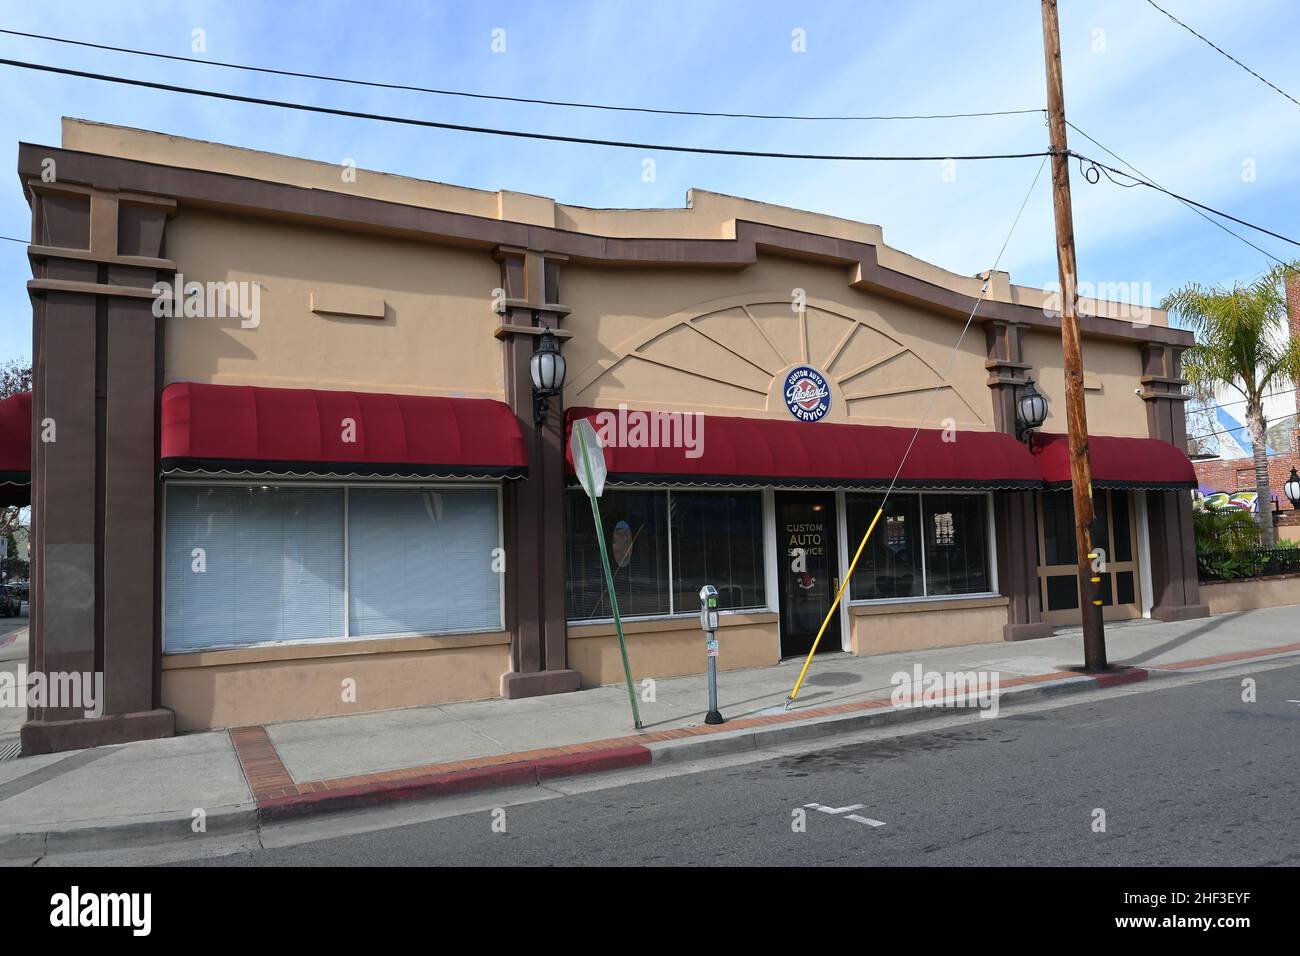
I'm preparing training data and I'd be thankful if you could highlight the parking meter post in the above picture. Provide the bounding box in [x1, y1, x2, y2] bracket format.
[699, 585, 724, 725]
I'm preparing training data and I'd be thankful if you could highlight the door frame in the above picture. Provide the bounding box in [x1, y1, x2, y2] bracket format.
[1036, 488, 1143, 625]
[774, 489, 844, 658]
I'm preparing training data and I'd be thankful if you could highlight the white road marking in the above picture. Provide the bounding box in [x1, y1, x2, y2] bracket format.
[804, 802, 885, 826]
[804, 803, 865, 815]
[845, 814, 886, 827]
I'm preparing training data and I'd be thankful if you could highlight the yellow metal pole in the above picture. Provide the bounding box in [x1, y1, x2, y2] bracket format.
[786, 506, 884, 707]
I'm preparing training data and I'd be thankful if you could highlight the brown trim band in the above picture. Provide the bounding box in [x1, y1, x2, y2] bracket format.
[17, 142, 1194, 347]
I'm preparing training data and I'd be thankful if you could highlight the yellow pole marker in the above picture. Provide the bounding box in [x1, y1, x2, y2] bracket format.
[786, 506, 883, 708]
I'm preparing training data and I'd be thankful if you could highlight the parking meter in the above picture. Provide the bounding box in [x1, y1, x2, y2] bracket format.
[699, 585, 719, 632]
[699, 585, 724, 725]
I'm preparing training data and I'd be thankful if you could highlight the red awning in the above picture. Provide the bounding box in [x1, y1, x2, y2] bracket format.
[1031, 432, 1196, 490]
[162, 382, 527, 479]
[0, 392, 31, 507]
[564, 406, 1041, 489]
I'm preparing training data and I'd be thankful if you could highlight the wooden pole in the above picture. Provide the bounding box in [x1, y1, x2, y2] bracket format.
[1041, 0, 1107, 672]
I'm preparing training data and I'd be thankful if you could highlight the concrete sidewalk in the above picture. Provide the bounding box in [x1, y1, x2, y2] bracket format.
[2, 605, 1298, 856]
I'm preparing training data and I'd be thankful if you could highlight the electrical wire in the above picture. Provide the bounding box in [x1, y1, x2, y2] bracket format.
[1068, 150, 1300, 249]
[3, 50, 1297, 254]
[1066, 120, 1293, 270]
[0, 27, 1046, 123]
[0, 56, 1051, 163]
[1144, 0, 1300, 109]
[1187, 387, 1298, 415]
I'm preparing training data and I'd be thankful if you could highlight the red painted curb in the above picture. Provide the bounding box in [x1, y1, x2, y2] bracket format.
[1092, 666, 1149, 689]
[257, 745, 651, 823]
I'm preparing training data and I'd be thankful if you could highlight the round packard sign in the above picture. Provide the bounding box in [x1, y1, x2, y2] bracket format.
[783, 365, 831, 422]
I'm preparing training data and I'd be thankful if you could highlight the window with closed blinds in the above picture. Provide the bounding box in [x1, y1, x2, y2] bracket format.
[164, 486, 345, 652]
[163, 484, 502, 652]
[347, 487, 501, 637]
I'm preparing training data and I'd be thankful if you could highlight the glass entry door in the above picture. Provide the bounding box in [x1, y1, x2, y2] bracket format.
[776, 492, 842, 658]
[1036, 489, 1141, 626]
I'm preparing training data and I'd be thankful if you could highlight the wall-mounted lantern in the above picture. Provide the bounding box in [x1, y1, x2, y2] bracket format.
[1285, 467, 1300, 510]
[1015, 377, 1049, 443]
[529, 325, 566, 425]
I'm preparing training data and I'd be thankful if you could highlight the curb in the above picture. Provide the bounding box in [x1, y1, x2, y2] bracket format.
[4, 646, 1297, 855]
[257, 745, 652, 823]
[0, 804, 258, 861]
[646, 666, 1147, 765]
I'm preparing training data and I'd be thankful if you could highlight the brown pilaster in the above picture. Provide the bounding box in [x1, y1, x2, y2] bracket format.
[985, 320, 1052, 641]
[1139, 343, 1208, 622]
[495, 247, 581, 699]
[20, 177, 177, 754]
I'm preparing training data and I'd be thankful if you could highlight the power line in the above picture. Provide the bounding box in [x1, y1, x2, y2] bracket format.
[0, 56, 1050, 164]
[1187, 387, 1299, 416]
[1067, 120, 1291, 269]
[0, 27, 1046, 124]
[6, 48, 1299, 256]
[1144, 0, 1300, 109]
[1187, 417, 1297, 447]
[1069, 150, 1300, 249]
[0, 235, 26, 243]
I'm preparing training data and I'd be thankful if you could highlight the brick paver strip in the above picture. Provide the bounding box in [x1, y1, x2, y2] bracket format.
[1156, 641, 1300, 670]
[229, 725, 295, 801]
[243, 641, 1300, 819]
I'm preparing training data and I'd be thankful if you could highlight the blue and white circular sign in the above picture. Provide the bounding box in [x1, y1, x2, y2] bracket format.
[783, 365, 831, 422]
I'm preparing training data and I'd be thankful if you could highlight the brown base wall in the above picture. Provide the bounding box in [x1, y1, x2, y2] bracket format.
[161, 633, 511, 732]
[851, 596, 1010, 655]
[1201, 574, 1300, 615]
[567, 613, 780, 687]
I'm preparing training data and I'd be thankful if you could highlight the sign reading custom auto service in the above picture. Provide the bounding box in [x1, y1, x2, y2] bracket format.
[783, 365, 831, 422]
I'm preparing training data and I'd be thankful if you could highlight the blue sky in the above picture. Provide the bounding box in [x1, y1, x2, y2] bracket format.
[1, 0, 1297, 417]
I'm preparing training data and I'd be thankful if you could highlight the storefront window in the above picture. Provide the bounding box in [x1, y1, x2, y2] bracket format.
[347, 488, 501, 638]
[845, 494, 922, 600]
[922, 493, 990, 595]
[670, 491, 765, 611]
[847, 492, 991, 601]
[164, 484, 502, 652]
[565, 488, 765, 622]
[566, 490, 671, 620]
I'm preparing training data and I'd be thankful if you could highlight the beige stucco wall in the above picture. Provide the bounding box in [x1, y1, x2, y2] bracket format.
[162, 208, 504, 398]
[161, 632, 510, 731]
[61, 119, 1168, 329]
[562, 258, 994, 430]
[850, 596, 1010, 655]
[1201, 575, 1300, 615]
[567, 613, 780, 686]
[1022, 328, 1149, 437]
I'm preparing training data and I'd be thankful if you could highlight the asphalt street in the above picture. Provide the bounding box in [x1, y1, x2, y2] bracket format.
[191, 661, 1300, 867]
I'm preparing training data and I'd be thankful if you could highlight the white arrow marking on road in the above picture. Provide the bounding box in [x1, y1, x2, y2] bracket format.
[804, 803, 865, 815]
[845, 814, 887, 827]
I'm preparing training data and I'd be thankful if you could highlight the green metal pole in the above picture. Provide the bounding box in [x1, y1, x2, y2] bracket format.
[577, 430, 642, 730]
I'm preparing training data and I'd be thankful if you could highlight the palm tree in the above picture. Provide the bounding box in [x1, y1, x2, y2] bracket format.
[1162, 263, 1300, 547]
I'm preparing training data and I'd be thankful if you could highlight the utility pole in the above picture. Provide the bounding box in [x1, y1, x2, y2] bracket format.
[1040, 0, 1107, 672]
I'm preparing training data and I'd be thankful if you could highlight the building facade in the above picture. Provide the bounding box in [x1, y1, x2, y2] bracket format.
[15, 120, 1206, 754]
